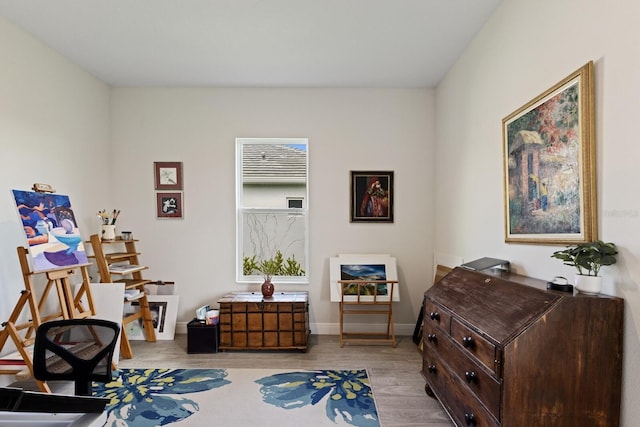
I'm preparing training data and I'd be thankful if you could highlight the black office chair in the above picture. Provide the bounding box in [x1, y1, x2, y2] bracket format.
[33, 318, 120, 396]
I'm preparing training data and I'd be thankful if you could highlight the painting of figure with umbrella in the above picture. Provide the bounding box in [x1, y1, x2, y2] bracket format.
[12, 189, 88, 272]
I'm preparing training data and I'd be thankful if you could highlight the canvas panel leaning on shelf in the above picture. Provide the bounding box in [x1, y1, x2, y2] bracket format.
[128, 295, 179, 341]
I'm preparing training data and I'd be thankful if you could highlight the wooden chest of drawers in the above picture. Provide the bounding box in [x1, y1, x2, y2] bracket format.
[422, 267, 623, 427]
[218, 291, 309, 351]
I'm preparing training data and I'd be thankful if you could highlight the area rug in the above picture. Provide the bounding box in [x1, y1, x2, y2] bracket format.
[91, 368, 380, 427]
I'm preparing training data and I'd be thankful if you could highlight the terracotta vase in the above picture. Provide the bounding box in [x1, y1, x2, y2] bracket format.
[261, 279, 274, 298]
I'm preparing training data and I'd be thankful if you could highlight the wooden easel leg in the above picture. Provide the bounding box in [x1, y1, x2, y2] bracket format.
[120, 327, 134, 360]
[389, 314, 396, 348]
[339, 302, 345, 348]
[137, 294, 157, 342]
[0, 291, 30, 350]
[72, 266, 96, 318]
[4, 322, 50, 393]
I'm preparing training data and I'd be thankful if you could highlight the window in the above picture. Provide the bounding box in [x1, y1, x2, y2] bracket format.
[236, 138, 309, 283]
[287, 198, 304, 209]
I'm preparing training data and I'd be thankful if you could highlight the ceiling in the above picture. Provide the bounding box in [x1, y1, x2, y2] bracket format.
[0, 0, 502, 88]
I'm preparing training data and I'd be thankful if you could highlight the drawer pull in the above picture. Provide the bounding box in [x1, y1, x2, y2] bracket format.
[464, 371, 478, 384]
[427, 364, 437, 374]
[464, 413, 476, 426]
[429, 311, 440, 321]
[427, 333, 437, 343]
[462, 336, 474, 348]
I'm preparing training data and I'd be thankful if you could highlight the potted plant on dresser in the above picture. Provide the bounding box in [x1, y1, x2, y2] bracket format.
[551, 240, 618, 294]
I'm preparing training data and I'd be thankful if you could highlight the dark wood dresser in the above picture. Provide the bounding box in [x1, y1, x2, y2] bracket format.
[218, 291, 309, 351]
[422, 267, 623, 427]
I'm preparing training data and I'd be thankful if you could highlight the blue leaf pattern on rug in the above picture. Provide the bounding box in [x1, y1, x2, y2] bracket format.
[93, 368, 230, 427]
[255, 369, 379, 427]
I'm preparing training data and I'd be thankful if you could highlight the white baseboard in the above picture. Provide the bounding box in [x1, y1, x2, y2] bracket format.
[176, 321, 416, 336]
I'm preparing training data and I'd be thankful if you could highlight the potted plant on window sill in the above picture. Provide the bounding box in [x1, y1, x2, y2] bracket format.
[551, 240, 618, 295]
[256, 258, 279, 298]
[244, 250, 306, 298]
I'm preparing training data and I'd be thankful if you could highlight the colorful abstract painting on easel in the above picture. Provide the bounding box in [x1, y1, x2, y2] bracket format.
[12, 189, 88, 272]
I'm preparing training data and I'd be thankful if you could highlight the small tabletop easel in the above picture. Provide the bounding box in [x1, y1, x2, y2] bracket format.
[0, 184, 96, 392]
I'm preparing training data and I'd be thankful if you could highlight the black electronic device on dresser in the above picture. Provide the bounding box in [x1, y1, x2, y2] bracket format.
[421, 267, 623, 427]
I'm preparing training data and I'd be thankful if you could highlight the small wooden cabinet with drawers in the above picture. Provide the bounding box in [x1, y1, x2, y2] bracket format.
[422, 267, 623, 427]
[218, 291, 309, 351]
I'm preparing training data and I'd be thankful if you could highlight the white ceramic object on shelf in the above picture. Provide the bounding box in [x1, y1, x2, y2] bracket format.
[101, 224, 116, 240]
[574, 275, 602, 295]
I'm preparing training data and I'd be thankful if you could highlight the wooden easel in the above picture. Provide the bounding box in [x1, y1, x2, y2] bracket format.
[338, 279, 398, 348]
[0, 247, 96, 392]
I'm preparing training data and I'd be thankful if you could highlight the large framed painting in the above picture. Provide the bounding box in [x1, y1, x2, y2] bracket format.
[503, 61, 596, 244]
[350, 171, 394, 223]
[329, 254, 400, 302]
[12, 189, 89, 272]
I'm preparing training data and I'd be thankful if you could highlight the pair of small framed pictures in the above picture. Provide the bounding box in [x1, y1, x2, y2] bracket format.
[154, 162, 183, 219]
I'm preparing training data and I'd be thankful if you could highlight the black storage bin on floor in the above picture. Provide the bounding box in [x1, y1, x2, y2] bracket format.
[187, 319, 219, 353]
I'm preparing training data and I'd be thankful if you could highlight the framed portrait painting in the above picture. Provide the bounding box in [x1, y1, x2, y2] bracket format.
[503, 61, 596, 244]
[156, 192, 183, 219]
[154, 161, 183, 190]
[350, 171, 394, 223]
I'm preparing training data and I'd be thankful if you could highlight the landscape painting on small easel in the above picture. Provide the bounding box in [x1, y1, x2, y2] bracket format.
[12, 189, 88, 272]
[340, 264, 389, 296]
[329, 254, 400, 302]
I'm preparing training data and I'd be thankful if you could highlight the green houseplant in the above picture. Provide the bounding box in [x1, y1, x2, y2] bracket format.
[243, 250, 306, 298]
[243, 250, 306, 278]
[551, 240, 618, 294]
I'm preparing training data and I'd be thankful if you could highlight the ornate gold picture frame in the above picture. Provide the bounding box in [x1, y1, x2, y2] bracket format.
[503, 61, 596, 244]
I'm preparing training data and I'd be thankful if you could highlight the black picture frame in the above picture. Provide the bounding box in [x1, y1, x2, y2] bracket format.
[350, 171, 394, 223]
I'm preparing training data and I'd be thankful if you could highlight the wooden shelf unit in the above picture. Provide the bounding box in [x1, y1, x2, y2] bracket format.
[338, 280, 397, 348]
[88, 234, 156, 359]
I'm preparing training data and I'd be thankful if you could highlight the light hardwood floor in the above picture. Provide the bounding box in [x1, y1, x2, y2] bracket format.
[118, 334, 453, 427]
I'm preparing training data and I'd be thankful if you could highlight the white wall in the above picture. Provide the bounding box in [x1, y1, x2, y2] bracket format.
[0, 17, 110, 383]
[0, 17, 111, 308]
[435, 0, 640, 424]
[109, 87, 435, 334]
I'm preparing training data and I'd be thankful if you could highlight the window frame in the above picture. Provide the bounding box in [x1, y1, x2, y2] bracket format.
[235, 137, 309, 284]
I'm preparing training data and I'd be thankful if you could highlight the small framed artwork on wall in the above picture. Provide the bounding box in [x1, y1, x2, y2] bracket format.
[350, 171, 394, 223]
[156, 192, 183, 219]
[154, 161, 183, 190]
